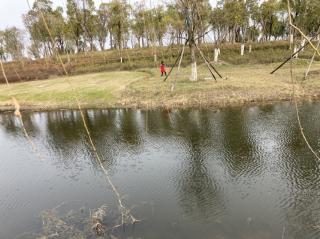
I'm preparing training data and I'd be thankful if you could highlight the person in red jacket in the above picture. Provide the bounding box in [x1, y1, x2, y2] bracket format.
[160, 61, 167, 77]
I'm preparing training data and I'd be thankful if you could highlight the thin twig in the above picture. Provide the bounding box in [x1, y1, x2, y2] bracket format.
[305, 38, 320, 79]
[14, 68, 23, 82]
[287, 0, 320, 161]
[29, 0, 138, 225]
[286, 0, 320, 56]
[172, 44, 185, 91]
[290, 24, 320, 57]
[0, 59, 43, 161]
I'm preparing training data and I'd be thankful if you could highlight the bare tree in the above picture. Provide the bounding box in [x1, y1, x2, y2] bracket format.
[176, 0, 210, 81]
[2, 27, 25, 62]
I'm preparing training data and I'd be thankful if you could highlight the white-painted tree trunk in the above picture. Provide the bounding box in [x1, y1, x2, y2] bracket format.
[190, 62, 198, 81]
[189, 43, 197, 81]
[154, 53, 157, 62]
[44, 48, 49, 68]
[249, 44, 252, 53]
[290, 34, 294, 46]
[301, 39, 306, 51]
[118, 42, 123, 63]
[293, 45, 298, 58]
[240, 44, 245, 56]
[214, 48, 219, 62]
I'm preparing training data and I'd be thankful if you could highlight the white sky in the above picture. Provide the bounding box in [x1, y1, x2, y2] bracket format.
[0, 0, 217, 30]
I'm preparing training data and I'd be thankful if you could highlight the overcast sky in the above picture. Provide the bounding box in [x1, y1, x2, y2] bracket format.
[0, 0, 217, 30]
[0, 0, 97, 29]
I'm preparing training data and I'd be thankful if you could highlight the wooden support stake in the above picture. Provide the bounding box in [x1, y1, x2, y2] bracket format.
[270, 29, 320, 75]
[197, 45, 223, 79]
[164, 39, 189, 82]
[195, 44, 217, 81]
[270, 33, 319, 74]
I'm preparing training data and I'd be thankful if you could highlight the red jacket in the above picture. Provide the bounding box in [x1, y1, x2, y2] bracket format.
[160, 64, 166, 72]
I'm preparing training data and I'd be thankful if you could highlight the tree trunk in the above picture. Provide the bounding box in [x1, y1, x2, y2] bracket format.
[240, 44, 245, 56]
[109, 32, 113, 49]
[214, 48, 219, 62]
[137, 37, 141, 48]
[289, 33, 293, 50]
[189, 43, 197, 81]
[233, 26, 236, 44]
[75, 39, 80, 53]
[300, 39, 306, 51]
[99, 40, 105, 51]
[90, 38, 94, 51]
[43, 45, 49, 68]
[293, 45, 298, 58]
[119, 43, 123, 63]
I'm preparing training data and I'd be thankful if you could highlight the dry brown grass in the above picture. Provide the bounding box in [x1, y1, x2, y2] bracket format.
[0, 61, 320, 111]
[1, 40, 319, 84]
[122, 61, 320, 108]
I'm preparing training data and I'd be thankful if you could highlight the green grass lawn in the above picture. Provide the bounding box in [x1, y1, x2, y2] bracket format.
[0, 71, 148, 109]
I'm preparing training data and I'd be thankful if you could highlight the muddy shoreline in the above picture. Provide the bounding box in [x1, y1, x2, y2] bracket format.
[0, 96, 318, 114]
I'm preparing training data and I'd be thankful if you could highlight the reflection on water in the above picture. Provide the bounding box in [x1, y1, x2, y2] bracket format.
[1, 103, 320, 238]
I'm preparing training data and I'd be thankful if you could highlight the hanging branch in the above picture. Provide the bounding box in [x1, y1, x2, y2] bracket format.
[286, 0, 320, 161]
[290, 26, 320, 57]
[0, 58, 43, 161]
[28, 0, 139, 227]
[195, 28, 214, 42]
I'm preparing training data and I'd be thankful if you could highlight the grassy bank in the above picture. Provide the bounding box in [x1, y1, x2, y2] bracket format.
[0, 60, 320, 111]
[1, 41, 319, 84]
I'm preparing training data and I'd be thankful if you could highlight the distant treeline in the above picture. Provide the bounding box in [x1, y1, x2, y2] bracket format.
[0, 0, 319, 62]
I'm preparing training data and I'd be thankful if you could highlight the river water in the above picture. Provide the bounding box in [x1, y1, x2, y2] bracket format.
[1, 103, 320, 239]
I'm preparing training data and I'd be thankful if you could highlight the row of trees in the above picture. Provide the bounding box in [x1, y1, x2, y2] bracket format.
[0, 0, 319, 61]
[0, 27, 25, 61]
